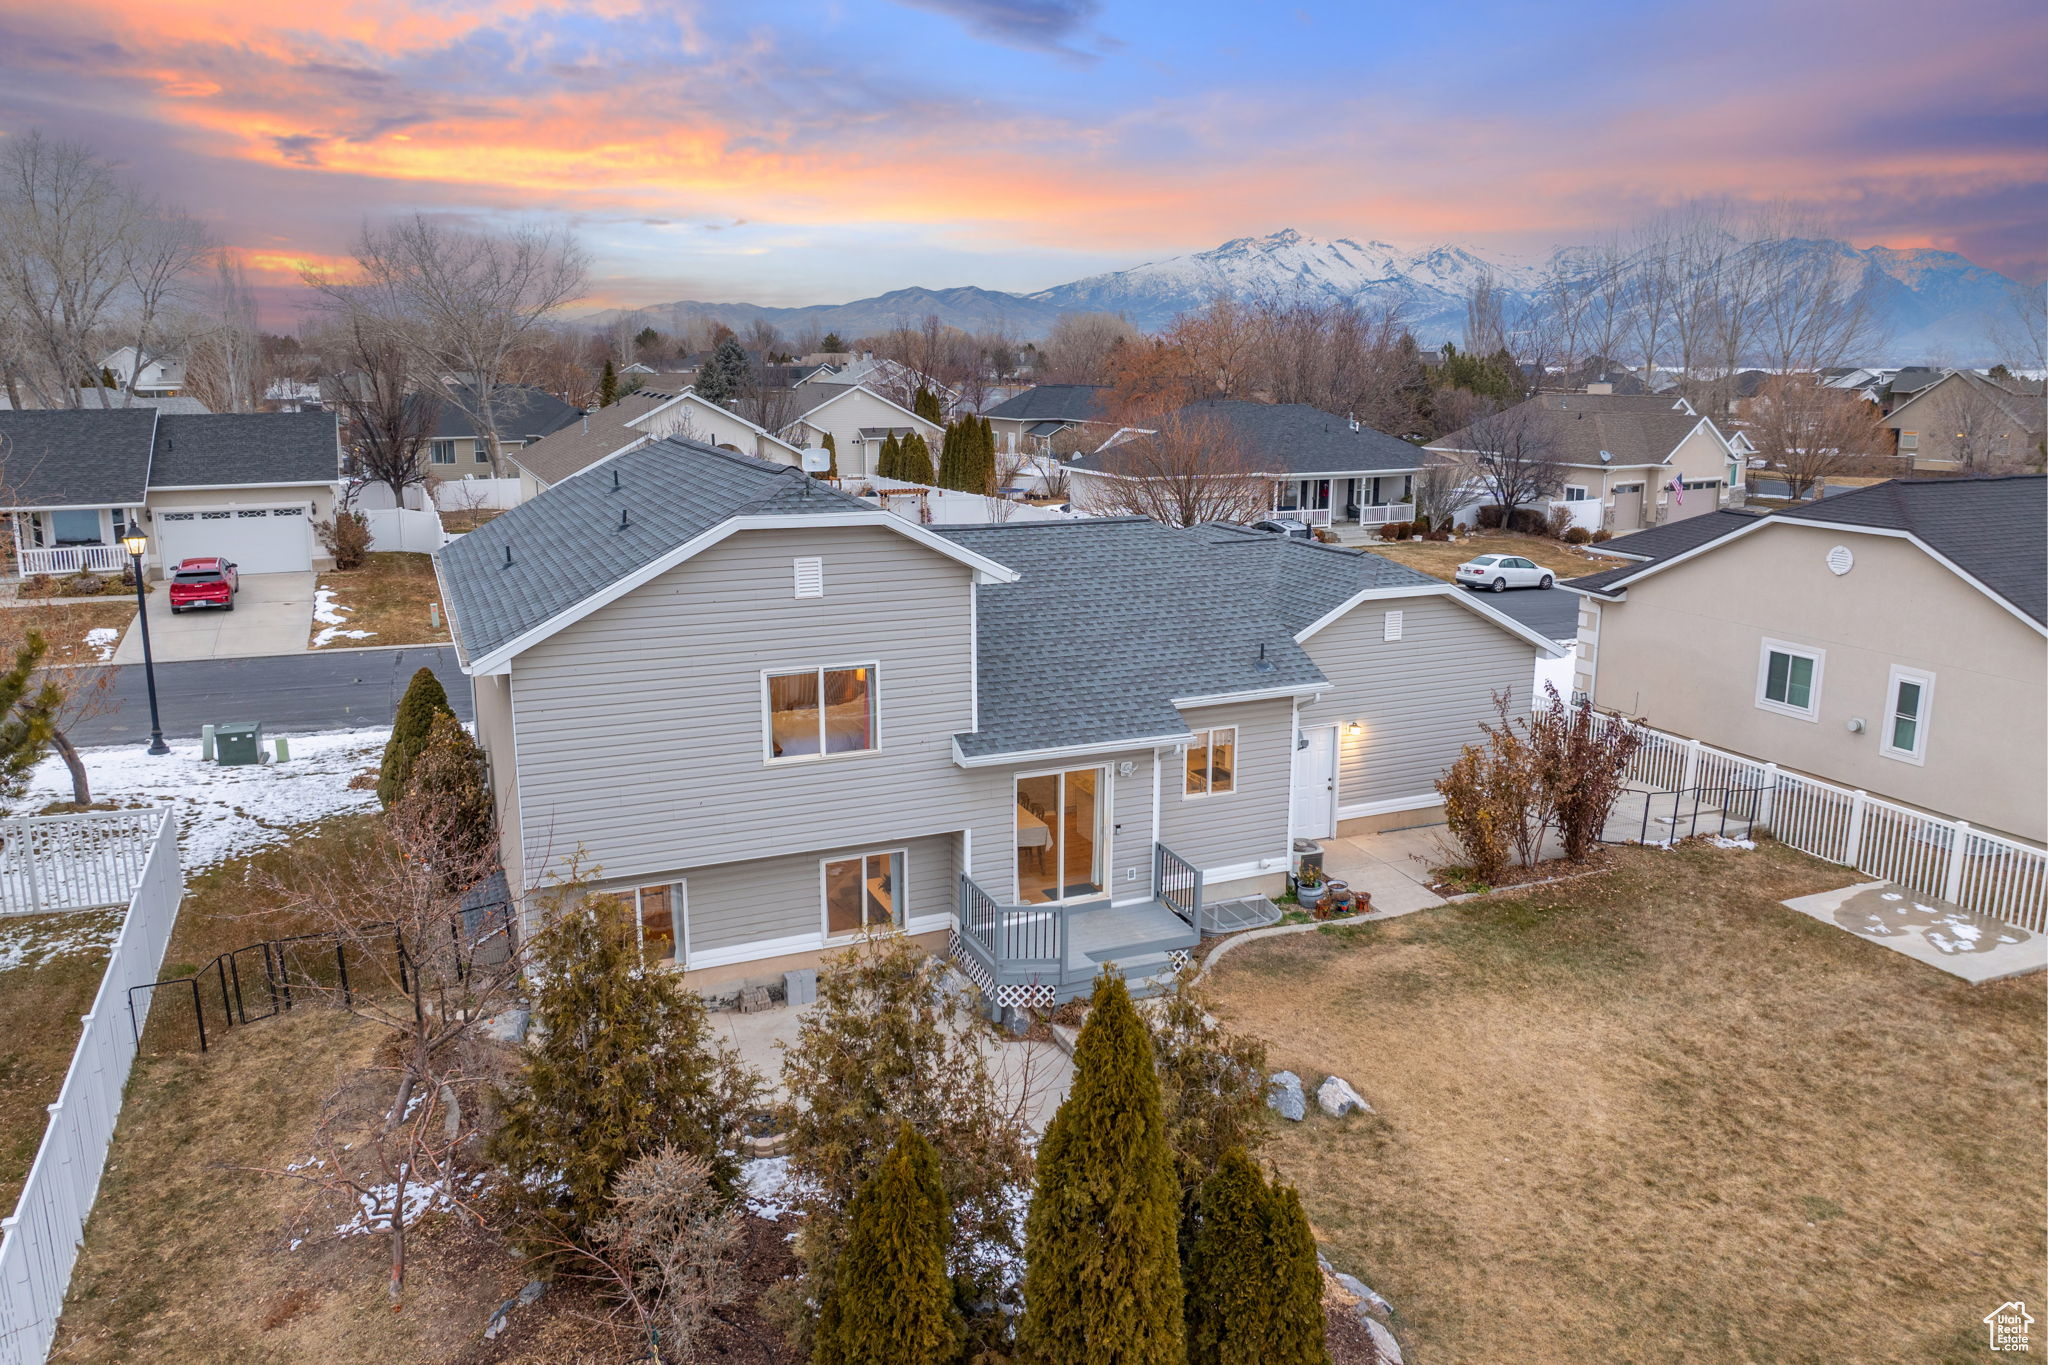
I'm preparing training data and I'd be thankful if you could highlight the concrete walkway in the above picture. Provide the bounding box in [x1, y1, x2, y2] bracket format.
[112, 571, 317, 664]
[1317, 822, 1453, 915]
[1780, 881, 2046, 984]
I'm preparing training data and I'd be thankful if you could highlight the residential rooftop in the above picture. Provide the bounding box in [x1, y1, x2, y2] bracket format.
[1430, 391, 1710, 469]
[1076, 400, 1426, 477]
[982, 384, 1114, 423]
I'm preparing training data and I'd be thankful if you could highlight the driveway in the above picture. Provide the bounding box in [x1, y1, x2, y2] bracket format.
[1460, 582, 1580, 640]
[111, 571, 318, 664]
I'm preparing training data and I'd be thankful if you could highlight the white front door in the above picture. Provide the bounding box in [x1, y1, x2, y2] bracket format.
[1291, 725, 1337, 840]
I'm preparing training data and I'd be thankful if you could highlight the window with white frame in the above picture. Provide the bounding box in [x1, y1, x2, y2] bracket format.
[823, 849, 904, 938]
[609, 883, 681, 966]
[1562, 486, 1589, 501]
[1880, 666, 1934, 764]
[428, 439, 456, 465]
[1185, 726, 1237, 796]
[1756, 639, 1823, 720]
[765, 665, 876, 760]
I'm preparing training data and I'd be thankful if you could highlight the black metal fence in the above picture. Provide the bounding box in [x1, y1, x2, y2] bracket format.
[1613, 784, 1767, 847]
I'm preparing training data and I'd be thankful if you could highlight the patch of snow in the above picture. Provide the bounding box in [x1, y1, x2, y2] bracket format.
[17, 729, 389, 870]
[311, 626, 377, 648]
[84, 626, 121, 662]
[332, 1170, 490, 1238]
[741, 1155, 796, 1222]
[0, 907, 123, 971]
[310, 586, 377, 648]
[1705, 836, 1756, 850]
[1533, 641, 1576, 708]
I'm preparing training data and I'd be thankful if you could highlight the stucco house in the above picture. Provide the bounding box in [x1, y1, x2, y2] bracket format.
[1880, 370, 2045, 473]
[434, 438, 1558, 1004]
[777, 383, 945, 480]
[1564, 475, 2046, 843]
[1429, 391, 1748, 533]
[504, 388, 806, 501]
[0, 408, 344, 576]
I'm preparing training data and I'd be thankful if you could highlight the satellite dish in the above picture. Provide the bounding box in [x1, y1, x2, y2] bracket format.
[800, 447, 832, 474]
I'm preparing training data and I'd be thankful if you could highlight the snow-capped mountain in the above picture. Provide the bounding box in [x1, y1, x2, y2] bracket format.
[592, 229, 2026, 364]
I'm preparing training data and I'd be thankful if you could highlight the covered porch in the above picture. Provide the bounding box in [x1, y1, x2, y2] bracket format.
[1271, 472, 1416, 528]
[7, 507, 143, 577]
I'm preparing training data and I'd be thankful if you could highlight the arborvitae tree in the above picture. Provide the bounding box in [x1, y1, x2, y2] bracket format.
[1183, 1151, 1329, 1365]
[0, 632, 60, 798]
[935, 419, 966, 492]
[899, 432, 935, 484]
[912, 384, 944, 425]
[977, 417, 998, 494]
[1019, 971, 1184, 1364]
[397, 711, 496, 887]
[1150, 969, 1270, 1194]
[822, 430, 839, 478]
[697, 335, 749, 404]
[378, 667, 455, 807]
[598, 358, 619, 407]
[813, 1124, 961, 1365]
[876, 432, 903, 481]
[490, 893, 761, 1251]
[821, 331, 846, 353]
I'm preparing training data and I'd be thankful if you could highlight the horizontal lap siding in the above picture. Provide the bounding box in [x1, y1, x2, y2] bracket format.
[1300, 595, 1534, 809]
[1157, 699, 1293, 871]
[511, 525, 999, 884]
[473, 673, 524, 882]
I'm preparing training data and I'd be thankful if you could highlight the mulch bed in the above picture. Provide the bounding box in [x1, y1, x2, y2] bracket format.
[1428, 849, 1611, 897]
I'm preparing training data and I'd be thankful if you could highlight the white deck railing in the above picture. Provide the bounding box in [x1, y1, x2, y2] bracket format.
[1617, 720, 2047, 932]
[14, 546, 126, 577]
[0, 811, 167, 916]
[0, 807, 182, 1365]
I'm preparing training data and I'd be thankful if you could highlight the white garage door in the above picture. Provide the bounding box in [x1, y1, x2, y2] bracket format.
[154, 505, 313, 575]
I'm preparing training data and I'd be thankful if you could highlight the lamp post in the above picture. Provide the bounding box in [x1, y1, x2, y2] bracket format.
[120, 532, 170, 756]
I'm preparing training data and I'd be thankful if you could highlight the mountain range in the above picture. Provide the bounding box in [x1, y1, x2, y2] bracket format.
[590, 228, 2025, 365]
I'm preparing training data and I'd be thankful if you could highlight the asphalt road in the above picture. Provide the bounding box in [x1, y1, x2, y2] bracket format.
[1458, 583, 1580, 640]
[66, 645, 473, 746]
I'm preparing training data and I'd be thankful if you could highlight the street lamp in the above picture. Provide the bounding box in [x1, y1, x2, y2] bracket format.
[120, 532, 170, 756]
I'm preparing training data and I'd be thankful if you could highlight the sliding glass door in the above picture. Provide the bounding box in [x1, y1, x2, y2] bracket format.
[1015, 768, 1103, 904]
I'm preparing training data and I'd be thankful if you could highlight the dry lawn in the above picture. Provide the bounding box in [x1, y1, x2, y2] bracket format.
[0, 910, 122, 1211]
[0, 601, 135, 665]
[437, 509, 503, 534]
[1204, 841, 2047, 1365]
[1367, 531, 1624, 583]
[311, 553, 450, 650]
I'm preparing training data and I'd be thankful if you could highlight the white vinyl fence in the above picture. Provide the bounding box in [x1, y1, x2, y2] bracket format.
[0, 811, 166, 916]
[361, 507, 450, 554]
[1620, 722, 2047, 932]
[431, 477, 522, 511]
[0, 808, 182, 1365]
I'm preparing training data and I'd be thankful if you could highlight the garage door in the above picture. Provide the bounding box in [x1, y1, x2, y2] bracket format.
[154, 505, 313, 575]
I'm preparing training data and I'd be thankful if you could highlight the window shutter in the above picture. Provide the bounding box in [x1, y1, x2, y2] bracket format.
[793, 556, 824, 598]
[1384, 610, 1403, 641]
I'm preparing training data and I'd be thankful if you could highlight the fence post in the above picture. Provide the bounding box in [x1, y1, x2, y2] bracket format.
[1843, 791, 1867, 868]
[1757, 764, 1779, 833]
[1681, 738, 1701, 794]
[1944, 821, 1971, 903]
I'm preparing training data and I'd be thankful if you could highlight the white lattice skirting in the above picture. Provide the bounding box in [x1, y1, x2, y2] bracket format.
[946, 930, 1057, 1010]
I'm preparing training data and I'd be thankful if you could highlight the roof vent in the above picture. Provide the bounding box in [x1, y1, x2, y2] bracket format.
[611, 467, 621, 492]
[1253, 642, 1274, 674]
[618, 507, 631, 531]
[502, 543, 513, 569]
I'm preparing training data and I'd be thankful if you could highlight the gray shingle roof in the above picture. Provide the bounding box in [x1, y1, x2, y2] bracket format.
[505, 392, 672, 487]
[934, 518, 1332, 759]
[434, 385, 582, 442]
[1431, 392, 1709, 468]
[149, 412, 341, 487]
[1563, 476, 2046, 623]
[1562, 509, 1769, 594]
[982, 385, 1113, 422]
[0, 408, 158, 507]
[436, 438, 874, 664]
[1080, 400, 1425, 478]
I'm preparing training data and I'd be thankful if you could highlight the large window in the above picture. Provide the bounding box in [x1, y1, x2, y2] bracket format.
[823, 849, 904, 938]
[49, 509, 102, 545]
[1185, 727, 1237, 797]
[1015, 768, 1102, 904]
[1756, 639, 1823, 720]
[609, 883, 681, 966]
[765, 665, 876, 760]
[1880, 667, 1934, 764]
[428, 439, 457, 465]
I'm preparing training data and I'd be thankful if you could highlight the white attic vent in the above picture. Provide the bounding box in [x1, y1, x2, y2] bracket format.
[1383, 610, 1403, 641]
[793, 556, 824, 598]
[1826, 545, 1854, 576]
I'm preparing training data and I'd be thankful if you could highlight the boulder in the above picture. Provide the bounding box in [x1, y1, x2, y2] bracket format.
[1316, 1074, 1371, 1118]
[1333, 1271, 1391, 1317]
[1364, 1316, 1404, 1364]
[479, 1008, 530, 1045]
[1267, 1070, 1306, 1122]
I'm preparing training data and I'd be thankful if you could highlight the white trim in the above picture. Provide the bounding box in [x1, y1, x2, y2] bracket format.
[147, 479, 337, 494]
[1011, 764, 1109, 905]
[1335, 792, 1442, 821]
[1755, 637, 1825, 721]
[458, 509, 1020, 674]
[1878, 664, 1934, 766]
[761, 662, 880, 764]
[1201, 854, 1292, 884]
[819, 846, 910, 943]
[952, 732, 1189, 768]
[1171, 683, 1326, 707]
[1182, 725, 1238, 799]
[680, 930, 821, 971]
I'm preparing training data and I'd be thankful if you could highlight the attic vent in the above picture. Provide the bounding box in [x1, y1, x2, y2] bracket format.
[1383, 610, 1403, 642]
[793, 556, 824, 598]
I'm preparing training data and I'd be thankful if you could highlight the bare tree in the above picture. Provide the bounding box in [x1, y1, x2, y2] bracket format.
[314, 217, 588, 475]
[181, 253, 264, 413]
[1460, 403, 1563, 526]
[1987, 281, 2047, 375]
[1747, 374, 1891, 499]
[1746, 204, 1881, 375]
[1464, 270, 1508, 356]
[1410, 455, 1476, 533]
[1072, 409, 1271, 526]
[113, 209, 213, 406]
[308, 304, 438, 502]
[1035, 311, 1139, 384]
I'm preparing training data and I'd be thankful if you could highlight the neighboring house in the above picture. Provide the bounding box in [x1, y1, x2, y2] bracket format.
[1564, 475, 2046, 843]
[799, 355, 957, 412]
[435, 439, 1557, 1000]
[505, 388, 807, 500]
[0, 391, 211, 414]
[777, 383, 945, 480]
[1428, 391, 1747, 533]
[98, 347, 186, 397]
[427, 385, 582, 476]
[1070, 400, 1427, 529]
[983, 384, 1117, 457]
[1880, 370, 2045, 472]
[0, 408, 344, 576]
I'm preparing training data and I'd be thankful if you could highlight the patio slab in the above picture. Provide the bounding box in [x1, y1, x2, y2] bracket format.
[1319, 823, 1450, 915]
[1779, 881, 2046, 984]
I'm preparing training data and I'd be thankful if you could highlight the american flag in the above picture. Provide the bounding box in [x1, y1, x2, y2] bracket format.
[1669, 476, 1685, 505]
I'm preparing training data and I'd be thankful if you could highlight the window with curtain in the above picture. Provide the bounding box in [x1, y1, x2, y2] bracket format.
[1185, 727, 1237, 796]
[767, 666, 875, 759]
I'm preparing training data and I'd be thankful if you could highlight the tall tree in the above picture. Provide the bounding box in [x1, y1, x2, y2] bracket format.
[1452, 402, 1562, 528]
[813, 1124, 962, 1365]
[820, 331, 846, 353]
[696, 335, 749, 404]
[598, 357, 619, 407]
[1072, 409, 1270, 527]
[822, 430, 839, 478]
[911, 384, 944, 424]
[378, 667, 455, 807]
[1748, 373, 1890, 498]
[899, 431, 934, 484]
[1020, 972, 1184, 1364]
[1183, 1151, 1329, 1365]
[310, 303, 439, 503]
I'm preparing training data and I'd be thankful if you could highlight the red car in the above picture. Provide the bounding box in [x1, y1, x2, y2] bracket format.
[167, 557, 238, 613]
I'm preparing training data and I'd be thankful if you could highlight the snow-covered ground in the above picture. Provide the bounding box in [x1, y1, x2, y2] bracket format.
[17, 729, 390, 872]
[0, 906, 123, 971]
[84, 626, 121, 662]
[311, 585, 376, 649]
[1534, 640, 1576, 705]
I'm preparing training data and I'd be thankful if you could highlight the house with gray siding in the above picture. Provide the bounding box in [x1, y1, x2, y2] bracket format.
[435, 439, 1558, 1006]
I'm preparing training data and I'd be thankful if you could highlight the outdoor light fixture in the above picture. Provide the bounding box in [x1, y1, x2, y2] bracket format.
[120, 531, 147, 558]
[1346, 720, 1363, 737]
[121, 534, 170, 756]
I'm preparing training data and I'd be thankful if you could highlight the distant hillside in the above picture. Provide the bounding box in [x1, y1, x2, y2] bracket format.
[587, 228, 2026, 365]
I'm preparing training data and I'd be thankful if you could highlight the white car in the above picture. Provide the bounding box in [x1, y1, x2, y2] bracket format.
[1456, 553, 1555, 592]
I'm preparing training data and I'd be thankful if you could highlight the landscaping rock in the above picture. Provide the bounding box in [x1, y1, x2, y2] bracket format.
[1363, 1315, 1404, 1364]
[1049, 1022, 1081, 1057]
[1333, 1271, 1390, 1317]
[1316, 1074, 1371, 1118]
[1268, 1070, 1307, 1121]
[517, 1279, 545, 1307]
[479, 1008, 529, 1044]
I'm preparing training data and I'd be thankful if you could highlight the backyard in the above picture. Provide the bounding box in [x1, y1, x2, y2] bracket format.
[1204, 840, 2047, 1364]
[1367, 530, 1623, 583]
[310, 552, 451, 649]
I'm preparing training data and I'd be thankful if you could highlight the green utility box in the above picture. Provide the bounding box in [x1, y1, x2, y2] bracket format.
[214, 721, 263, 766]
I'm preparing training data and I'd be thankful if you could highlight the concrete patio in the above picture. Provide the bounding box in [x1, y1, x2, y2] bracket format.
[1317, 822, 1453, 915]
[1779, 881, 2046, 984]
